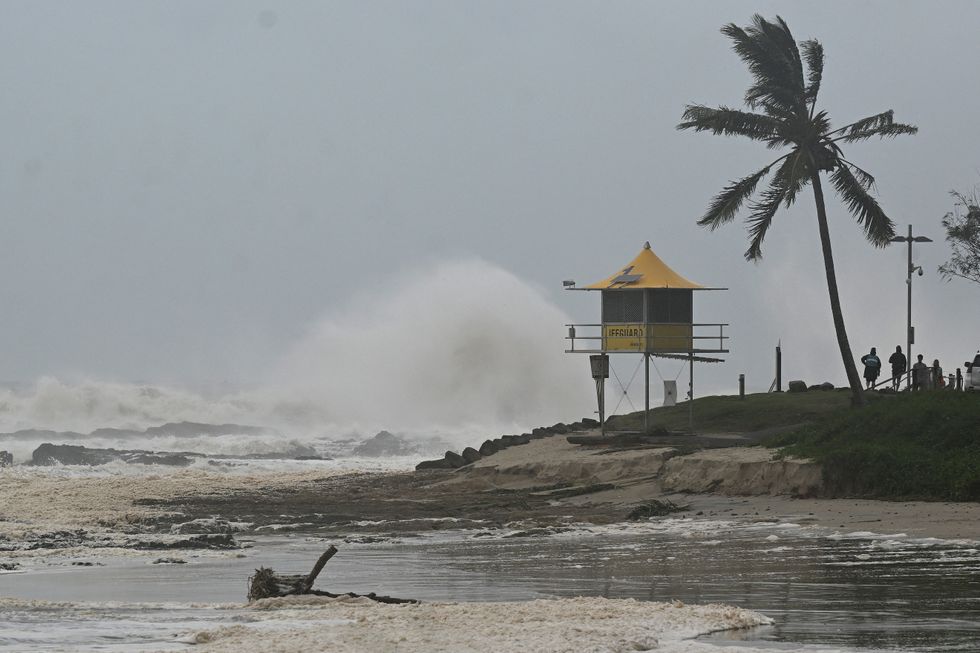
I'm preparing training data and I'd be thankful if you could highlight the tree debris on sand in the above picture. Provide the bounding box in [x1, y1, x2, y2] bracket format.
[247, 545, 417, 605]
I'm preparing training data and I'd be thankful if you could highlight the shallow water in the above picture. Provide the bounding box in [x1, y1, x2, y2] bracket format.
[2, 519, 979, 651]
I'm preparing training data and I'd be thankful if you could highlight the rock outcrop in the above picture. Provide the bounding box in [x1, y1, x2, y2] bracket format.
[414, 417, 603, 472]
[352, 431, 418, 457]
[31, 443, 194, 467]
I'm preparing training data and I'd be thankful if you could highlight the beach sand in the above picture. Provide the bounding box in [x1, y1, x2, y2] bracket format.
[2, 434, 977, 546]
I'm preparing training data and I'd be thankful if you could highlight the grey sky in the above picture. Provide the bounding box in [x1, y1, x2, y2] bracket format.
[2, 1, 979, 401]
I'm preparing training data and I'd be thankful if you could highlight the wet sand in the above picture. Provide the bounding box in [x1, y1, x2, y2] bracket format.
[2, 434, 977, 553]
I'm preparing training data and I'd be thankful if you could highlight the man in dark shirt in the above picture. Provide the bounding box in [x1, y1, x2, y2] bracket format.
[888, 346, 907, 390]
[912, 354, 929, 391]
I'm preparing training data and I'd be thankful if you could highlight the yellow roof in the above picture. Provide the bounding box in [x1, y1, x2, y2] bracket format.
[584, 242, 703, 290]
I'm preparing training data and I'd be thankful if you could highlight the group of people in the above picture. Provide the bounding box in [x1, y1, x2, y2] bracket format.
[860, 346, 954, 391]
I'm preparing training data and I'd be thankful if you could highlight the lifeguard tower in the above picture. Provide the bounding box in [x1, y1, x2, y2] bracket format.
[564, 242, 729, 432]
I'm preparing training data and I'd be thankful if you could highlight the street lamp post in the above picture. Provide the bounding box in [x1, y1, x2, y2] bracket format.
[889, 225, 932, 389]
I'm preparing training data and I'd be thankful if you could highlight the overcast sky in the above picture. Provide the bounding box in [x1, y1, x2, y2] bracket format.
[2, 1, 979, 402]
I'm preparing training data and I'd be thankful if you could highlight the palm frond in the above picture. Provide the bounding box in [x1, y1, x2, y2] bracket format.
[697, 163, 778, 230]
[800, 39, 823, 106]
[838, 158, 876, 190]
[833, 122, 918, 143]
[828, 110, 894, 136]
[777, 150, 811, 207]
[722, 17, 805, 115]
[677, 105, 780, 141]
[830, 165, 895, 245]
[744, 174, 790, 260]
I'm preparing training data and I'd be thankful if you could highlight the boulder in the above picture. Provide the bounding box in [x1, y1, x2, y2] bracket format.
[415, 458, 454, 471]
[580, 418, 599, 428]
[549, 423, 570, 434]
[0, 451, 12, 467]
[31, 443, 193, 467]
[443, 451, 467, 468]
[530, 427, 552, 439]
[818, 382, 835, 391]
[478, 439, 499, 456]
[352, 430, 418, 457]
[461, 447, 482, 464]
[787, 380, 808, 393]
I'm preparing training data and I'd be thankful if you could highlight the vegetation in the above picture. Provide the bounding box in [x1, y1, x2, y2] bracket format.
[607, 389, 857, 433]
[677, 15, 916, 408]
[768, 391, 980, 501]
[939, 187, 980, 285]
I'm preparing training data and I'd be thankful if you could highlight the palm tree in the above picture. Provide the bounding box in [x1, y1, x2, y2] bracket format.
[678, 15, 916, 407]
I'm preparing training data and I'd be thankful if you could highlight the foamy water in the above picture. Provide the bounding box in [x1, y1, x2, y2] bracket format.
[9, 517, 973, 652]
[0, 595, 777, 653]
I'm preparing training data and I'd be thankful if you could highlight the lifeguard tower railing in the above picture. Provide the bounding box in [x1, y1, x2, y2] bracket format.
[564, 322, 729, 355]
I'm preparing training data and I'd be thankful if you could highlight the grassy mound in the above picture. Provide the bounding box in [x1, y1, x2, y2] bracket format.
[768, 391, 980, 501]
[607, 389, 854, 433]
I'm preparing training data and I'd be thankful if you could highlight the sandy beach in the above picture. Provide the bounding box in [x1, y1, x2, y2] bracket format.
[3, 430, 980, 652]
[3, 433, 978, 550]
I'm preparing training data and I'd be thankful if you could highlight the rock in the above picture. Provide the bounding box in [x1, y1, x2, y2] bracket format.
[0, 562, 18, 571]
[818, 382, 835, 391]
[530, 427, 551, 439]
[461, 447, 482, 464]
[443, 451, 467, 468]
[170, 518, 239, 535]
[143, 422, 273, 438]
[580, 418, 599, 428]
[787, 380, 808, 393]
[0, 451, 12, 467]
[352, 431, 418, 457]
[133, 533, 238, 550]
[31, 443, 194, 467]
[549, 423, 570, 434]
[415, 458, 454, 471]
[478, 440, 499, 456]
[88, 427, 143, 439]
[152, 557, 187, 564]
[492, 437, 510, 450]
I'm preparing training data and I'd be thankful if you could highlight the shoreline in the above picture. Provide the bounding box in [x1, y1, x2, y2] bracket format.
[2, 434, 978, 557]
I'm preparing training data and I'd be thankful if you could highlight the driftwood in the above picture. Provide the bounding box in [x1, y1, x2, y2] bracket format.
[247, 545, 417, 604]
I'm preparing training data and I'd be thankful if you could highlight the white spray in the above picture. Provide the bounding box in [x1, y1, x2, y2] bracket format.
[0, 259, 593, 458]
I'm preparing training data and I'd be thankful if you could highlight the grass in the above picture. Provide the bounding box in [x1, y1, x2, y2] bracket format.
[606, 389, 980, 501]
[606, 389, 856, 433]
[767, 391, 980, 501]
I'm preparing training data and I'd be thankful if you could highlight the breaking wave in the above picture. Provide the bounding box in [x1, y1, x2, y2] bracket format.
[0, 260, 593, 458]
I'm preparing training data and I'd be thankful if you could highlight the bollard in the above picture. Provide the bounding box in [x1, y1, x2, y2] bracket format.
[738, 373, 745, 399]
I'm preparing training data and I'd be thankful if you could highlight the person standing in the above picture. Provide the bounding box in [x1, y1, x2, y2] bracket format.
[860, 347, 882, 389]
[912, 354, 929, 391]
[888, 346, 907, 391]
[932, 359, 944, 389]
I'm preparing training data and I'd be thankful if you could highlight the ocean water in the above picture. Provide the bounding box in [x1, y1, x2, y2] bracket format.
[3, 519, 979, 652]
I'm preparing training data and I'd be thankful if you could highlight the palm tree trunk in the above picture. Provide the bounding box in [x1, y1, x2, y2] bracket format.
[810, 172, 867, 407]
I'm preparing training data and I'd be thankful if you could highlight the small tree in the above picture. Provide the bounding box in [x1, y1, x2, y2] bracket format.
[938, 189, 980, 285]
